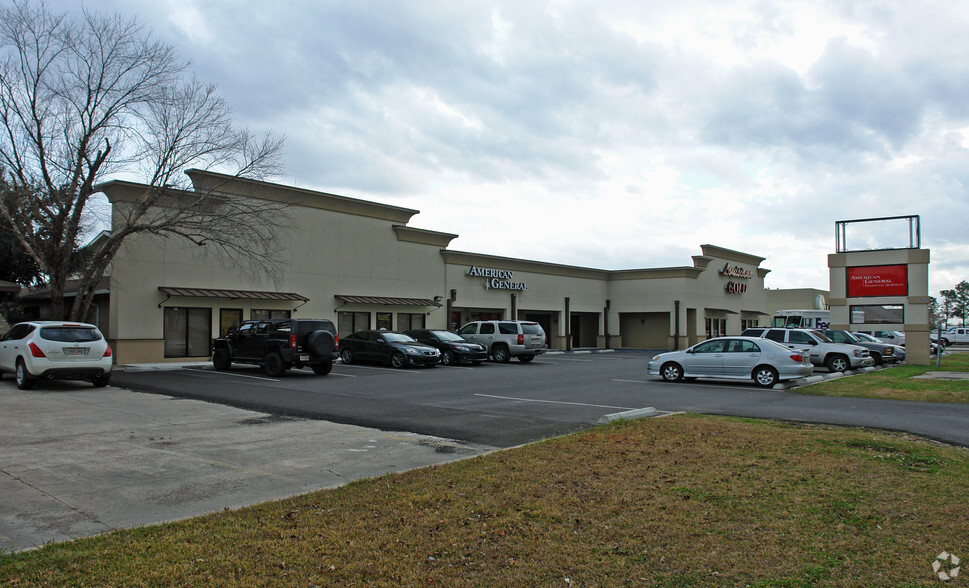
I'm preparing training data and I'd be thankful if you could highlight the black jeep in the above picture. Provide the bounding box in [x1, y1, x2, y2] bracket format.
[211, 318, 337, 377]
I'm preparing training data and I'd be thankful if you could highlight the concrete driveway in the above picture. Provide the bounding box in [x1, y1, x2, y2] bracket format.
[0, 379, 495, 553]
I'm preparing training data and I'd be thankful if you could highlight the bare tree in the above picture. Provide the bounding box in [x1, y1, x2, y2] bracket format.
[0, 0, 287, 321]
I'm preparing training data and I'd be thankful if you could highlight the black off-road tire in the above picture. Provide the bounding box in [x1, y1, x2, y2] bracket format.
[307, 330, 335, 357]
[312, 360, 333, 375]
[264, 352, 288, 377]
[213, 348, 232, 371]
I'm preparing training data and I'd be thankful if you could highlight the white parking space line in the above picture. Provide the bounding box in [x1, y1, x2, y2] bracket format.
[613, 378, 650, 384]
[475, 393, 635, 411]
[338, 364, 422, 374]
[183, 368, 279, 382]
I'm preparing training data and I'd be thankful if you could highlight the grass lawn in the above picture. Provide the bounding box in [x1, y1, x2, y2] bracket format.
[2, 413, 968, 586]
[796, 349, 969, 403]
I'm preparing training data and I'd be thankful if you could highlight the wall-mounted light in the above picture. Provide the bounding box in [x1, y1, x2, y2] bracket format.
[433, 295, 443, 302]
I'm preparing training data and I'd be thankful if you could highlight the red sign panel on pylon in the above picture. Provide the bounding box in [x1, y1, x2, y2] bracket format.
[846, 265, 908, 297]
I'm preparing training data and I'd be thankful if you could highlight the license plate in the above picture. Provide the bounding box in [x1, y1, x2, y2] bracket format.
[299, 355, 310, 362]
[64, 348, 88, 356]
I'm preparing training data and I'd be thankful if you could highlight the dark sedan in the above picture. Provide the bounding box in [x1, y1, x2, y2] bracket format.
[403, 329, 489, 365]
[339, 330, 440, 368]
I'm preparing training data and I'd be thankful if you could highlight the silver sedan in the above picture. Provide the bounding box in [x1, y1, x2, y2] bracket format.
[648, 336, 814, 388]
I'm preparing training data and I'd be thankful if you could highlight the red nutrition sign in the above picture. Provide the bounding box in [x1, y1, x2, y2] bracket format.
[846, 265, 908, 297]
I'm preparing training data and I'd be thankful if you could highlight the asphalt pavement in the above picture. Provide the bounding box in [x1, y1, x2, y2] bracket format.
[0, 379, 496, 553]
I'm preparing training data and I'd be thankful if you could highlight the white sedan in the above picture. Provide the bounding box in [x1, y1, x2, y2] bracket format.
[0, 321, 113, 389]
[648, 336, 814, 388]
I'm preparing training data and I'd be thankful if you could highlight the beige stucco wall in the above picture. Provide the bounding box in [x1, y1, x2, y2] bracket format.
[102, 173, 782, 362]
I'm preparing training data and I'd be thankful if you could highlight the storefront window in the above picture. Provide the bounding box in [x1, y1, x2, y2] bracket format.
[164, 307, 211, 357]
[251, 309, 290, 320]
[220, 309, 242, 336]
[376, 312, 392, 331]
[398, 313, 425, 331]
[705, 318, 726, 337]
[338, 311, 370, 337]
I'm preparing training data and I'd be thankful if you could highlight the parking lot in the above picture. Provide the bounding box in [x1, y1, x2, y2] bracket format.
[111, 351, 969, 448]
[5, 350, 969, 553]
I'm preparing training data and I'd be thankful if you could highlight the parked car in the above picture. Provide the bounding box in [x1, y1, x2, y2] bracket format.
[741, 327, 874, 372]
[647, 336, 814, 388]
[939, 327, 969, 346]
[403, 329, 489, 365]
[456, 320, 547, 363]
[339, 330, 440, 368]
[852, 332, 906, 362]
[820, 329, 899, 365]
[855, 330, 906, 347]
[0, 321, 112, 389]
[212, 318, 337, 377]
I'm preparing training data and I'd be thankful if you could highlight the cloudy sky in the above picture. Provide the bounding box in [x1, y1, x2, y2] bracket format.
[53, 0, 969, 297]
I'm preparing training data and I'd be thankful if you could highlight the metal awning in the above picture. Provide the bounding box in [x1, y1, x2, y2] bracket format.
[704, 307, 739, 315]
[158, 286, 309, 302]
[335, 295, 442, 307]
[742, 310, 770, 316]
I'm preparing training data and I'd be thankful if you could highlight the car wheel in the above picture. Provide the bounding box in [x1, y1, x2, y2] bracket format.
[753, 365, 778, 388]
[869, 352, 882, 366]
[660, 362, 683, 383]
[212, 348, 232, 371]
[441, 350, 455, 366]
[826, 354, 850, 373]
[518, 354, 534, 363]
[15, 360, 34, 390]
[391, 352, 406, 368]
[312, 360, 333, 376]
[492, 344, 510, 363]
[92, 373, 110, 388]
[942, 338, 951, 347]
[341, 349, 353, 365]
[264, 352, 287, 377]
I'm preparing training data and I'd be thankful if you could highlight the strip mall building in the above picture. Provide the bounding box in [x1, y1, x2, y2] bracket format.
[71, 171, 779, 363]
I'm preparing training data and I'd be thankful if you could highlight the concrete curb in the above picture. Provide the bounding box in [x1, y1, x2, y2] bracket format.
[597, 406, 658, 424]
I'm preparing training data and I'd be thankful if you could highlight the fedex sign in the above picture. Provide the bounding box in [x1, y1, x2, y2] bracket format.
[846, 264, 908, 297]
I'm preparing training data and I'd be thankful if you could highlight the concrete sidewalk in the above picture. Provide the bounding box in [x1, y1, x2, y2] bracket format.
[0, 380, 496, 553]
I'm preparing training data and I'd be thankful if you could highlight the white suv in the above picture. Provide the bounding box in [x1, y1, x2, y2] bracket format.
[457, 320, 547, 363]
[0, 321, 113, 389]
[741, 327, 874, 372]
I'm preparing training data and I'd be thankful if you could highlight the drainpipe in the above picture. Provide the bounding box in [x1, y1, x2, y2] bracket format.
[565, 297, 571, 351]
[674, 300, 680, 350]
[447, 289, 457, 331]
[604, 299, 611, 349]
[511, 293, 517, 320]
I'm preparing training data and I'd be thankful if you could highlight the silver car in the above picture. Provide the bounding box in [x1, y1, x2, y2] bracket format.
[0, 321, 113, 389]
[648, 336, 814, 388]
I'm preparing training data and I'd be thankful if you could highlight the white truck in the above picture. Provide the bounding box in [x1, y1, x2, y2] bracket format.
[771, 309, 865, 330]
[939, 326, 969, 346]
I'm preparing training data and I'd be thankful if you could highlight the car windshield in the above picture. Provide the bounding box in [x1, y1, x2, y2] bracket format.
[40, 326, 102, 343]
[810, 330, 832, 342]
[431, 331, 465, 342]
[382, 332, 417, 343]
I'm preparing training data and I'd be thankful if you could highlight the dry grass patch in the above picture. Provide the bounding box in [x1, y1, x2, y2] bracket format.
[2, 414, 968, 586]
[798, 350, 969, 403]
